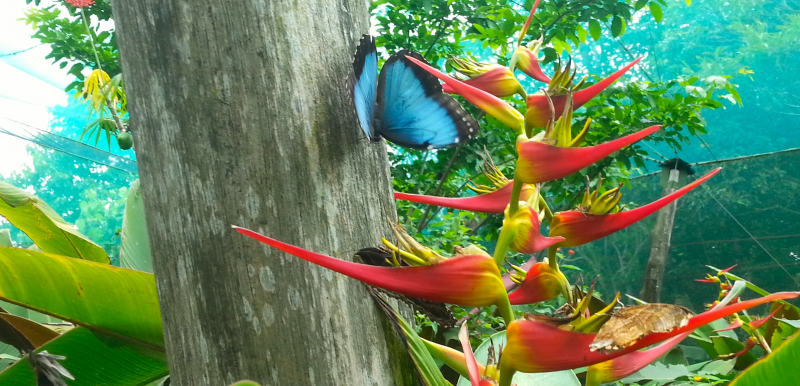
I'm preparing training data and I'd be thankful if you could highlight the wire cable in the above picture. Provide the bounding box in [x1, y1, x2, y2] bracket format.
[700, 184, 800, 288]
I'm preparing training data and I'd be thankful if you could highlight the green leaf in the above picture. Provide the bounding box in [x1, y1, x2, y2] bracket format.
[711, 336, 758, 369]
[0, 246, 163, 349]
[120, 180, 153, 273]
[650, 2, 664, 23]
[588, 19, 602, 41]
[394, 310, 448, 386]
[0, 327, 168, 385]
[730, 332, 800, 386]
[611, 16, 625, 37]
[0, 181, 110, 264]
[456, 331, 580, 386]
[635, 0, 649, 10]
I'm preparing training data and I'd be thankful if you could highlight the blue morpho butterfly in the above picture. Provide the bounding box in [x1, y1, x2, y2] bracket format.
[351, 35, 480, 150]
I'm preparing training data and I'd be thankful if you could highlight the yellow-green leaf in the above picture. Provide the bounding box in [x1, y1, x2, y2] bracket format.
[0, 246, 163, 349]
[0, 326, 168, 385]
[0, 181, 109, 264]
[650, 2, 664, 23]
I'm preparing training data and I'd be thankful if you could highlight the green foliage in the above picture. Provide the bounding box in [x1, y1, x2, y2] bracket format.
[0, 180, 110, 264]
[378, 0, 740, 254]
[23, 0, 118, 93]
[1, 148, 135, 264]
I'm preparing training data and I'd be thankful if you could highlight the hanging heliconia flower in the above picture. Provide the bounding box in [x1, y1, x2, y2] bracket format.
[549, 168, 721, 247]
[525, 57, 643, 129]
[234, 226, 516, 323]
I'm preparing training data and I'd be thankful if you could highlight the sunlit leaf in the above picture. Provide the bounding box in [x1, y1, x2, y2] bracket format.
[0, 246, 163, 349]
[650, 2, 664, 23]
[0, 182, 109, 264]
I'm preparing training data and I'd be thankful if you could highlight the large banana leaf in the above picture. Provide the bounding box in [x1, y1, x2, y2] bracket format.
[0, 326, 168, 386]
[0, 246, 163, 349]
[729, 332, 800, 386]
[0, 182, 109, 264]
[120, 180, 153, 273]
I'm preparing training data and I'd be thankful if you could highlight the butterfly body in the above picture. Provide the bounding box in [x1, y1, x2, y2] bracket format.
[351, 35, 479, 149]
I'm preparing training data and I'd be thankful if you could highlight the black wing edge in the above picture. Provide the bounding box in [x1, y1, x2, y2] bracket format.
[352, 34, 377, 81]
[349, 34, 380, 142]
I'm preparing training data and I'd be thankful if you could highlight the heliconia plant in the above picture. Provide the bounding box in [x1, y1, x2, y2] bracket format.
[230, 1, 794, 386]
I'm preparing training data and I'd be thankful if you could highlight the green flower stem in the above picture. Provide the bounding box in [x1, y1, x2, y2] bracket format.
[496, 291, 516, 324]
[492, 222, 516, 267]
[507, 178, 524, 215]
[80, 8, 103, 72]
[547, 245, 558, 271]
[498, 368, 515, 386]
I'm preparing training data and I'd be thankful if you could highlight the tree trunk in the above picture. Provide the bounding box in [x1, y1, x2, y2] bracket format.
[113, 2, 415, 385]
[641, 168, 682, 303]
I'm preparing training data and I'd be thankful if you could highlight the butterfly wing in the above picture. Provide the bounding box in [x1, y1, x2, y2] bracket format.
[352, 34, 379, 140]
[376, 50, 479, 150]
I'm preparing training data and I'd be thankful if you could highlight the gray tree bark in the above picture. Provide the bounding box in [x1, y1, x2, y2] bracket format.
[641, 169, 682, 303]
[112, 1, 415, 385]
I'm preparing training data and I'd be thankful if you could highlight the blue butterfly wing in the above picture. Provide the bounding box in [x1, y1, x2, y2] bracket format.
[352, 35, 379, 140]
[376, 50, 479, 150]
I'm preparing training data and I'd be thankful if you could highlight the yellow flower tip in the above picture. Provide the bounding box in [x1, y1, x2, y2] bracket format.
[455, 244, 491, 258]
[387, 222, 446, 265]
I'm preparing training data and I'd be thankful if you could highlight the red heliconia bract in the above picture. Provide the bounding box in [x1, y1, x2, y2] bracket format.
[460, 324, 485, 386]
[442, 66, 522, 98]
[525, 56, 643, 128]
[508, 206, 564, 254]
[515, 125, 662, 184]
[507, 262, 568, 305]
[512, 46, 550, 83]
[497, 292, 798, 386]
[233, 227, 508, 308]
[549, 168, 721, 247]
[585, 333, 690, 386]
[394, 182, 537, 214]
